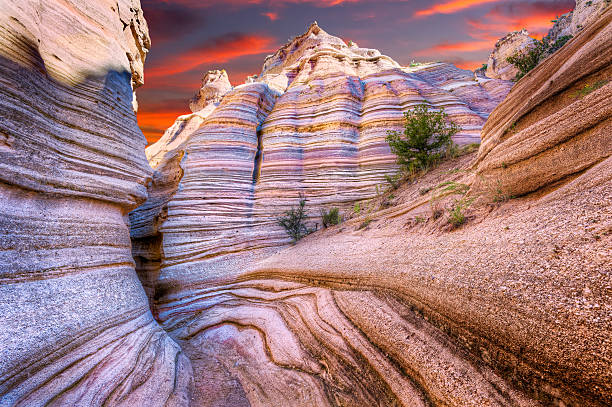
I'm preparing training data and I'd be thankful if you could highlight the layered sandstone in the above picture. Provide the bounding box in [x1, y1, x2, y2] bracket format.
[474, 5, 612, 197]
[0, 0, 191, 405]
[131, 22, 512, 303]
[132, 11, 611, 407]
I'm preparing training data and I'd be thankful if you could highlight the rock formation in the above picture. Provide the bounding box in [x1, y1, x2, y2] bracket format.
[486, 0, 611, 81]
[133, 10, 611, 407]
[485, 29, 536, 80]
[546, 0, 610, 43]
[0, 0, 192, 405]
[474, 5, 612, 198]
[131, 22, 512, 308]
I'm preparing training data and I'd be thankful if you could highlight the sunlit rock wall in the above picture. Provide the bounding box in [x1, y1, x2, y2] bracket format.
[474, 6, 612, 198]
[0, 0, 192, 404]
[131, 23, 513, 299]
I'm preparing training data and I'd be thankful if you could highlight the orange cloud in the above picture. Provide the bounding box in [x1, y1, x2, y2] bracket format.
[452, 60, 484, 70]
[415, 40, 493, 56]
[165, 0, 361, 7]
[471, 1, 574, 38]
[262, 11, 279, 20]
[147, 33, 277, 78]
[138, 110, 190, 144]
[414, 0, 501, 18]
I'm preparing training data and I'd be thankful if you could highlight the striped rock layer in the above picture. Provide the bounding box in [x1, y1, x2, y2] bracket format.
[0, 1, 192, 405]
[131, 22, 512, 300]
[127, 23, 540, 406]
[144, 11, 612, 405]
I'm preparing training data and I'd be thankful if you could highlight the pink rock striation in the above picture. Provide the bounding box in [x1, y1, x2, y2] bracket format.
[0, 0, 192, 405]
[131, 22, 512, 302]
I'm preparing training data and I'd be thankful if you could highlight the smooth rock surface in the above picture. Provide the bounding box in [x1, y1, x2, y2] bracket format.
[0, 0, 192, 405]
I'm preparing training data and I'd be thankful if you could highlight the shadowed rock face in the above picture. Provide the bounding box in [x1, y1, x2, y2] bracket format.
[0, 0, 192, 405]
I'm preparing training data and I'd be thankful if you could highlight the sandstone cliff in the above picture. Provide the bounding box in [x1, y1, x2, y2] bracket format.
[133, 11, 611, 407]
[0, 1, 192, 405]
[485, 29, 536, 80]
[131, 22, 512, 308]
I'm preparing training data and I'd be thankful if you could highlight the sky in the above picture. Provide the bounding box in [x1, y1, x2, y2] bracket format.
[136, 0, 575, 143]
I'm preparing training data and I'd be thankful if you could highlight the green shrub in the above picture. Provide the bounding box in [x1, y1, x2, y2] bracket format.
[358, 217, 372, 230]
[384, 173, 401, 190]
[506, 35, 573, 81]
[386, 104, 460, 172]
[506, 40, 548, 81]
[549, 35, 572, 53]
[573, 80, 609, 98]
[321, 207, 341, 228]
[277, 195, 310, 242]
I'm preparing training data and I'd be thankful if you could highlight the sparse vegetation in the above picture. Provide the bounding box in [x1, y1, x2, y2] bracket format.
[414, 215, 425, 223]
[506, 35, 573, 81]
[320, 207, 341, 228]
[506, 40, 548, 81]
[277, 195, 310, 242]
[573, 80, 609, 98]
[436, 180, 470, 195]
[384, 173, 402, 190]
[448, 197, 474, 228]
[354, 202, 361, 214]
[419, 186, 433, 195]
[548, 35, 573, 53]
[430, 201, 444, 220]
[358, 217, 373, 230]
[491, 179, 509, 203]
[386, 104, 460, 173]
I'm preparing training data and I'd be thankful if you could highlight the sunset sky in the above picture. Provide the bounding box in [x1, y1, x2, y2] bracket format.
[137, 0, 574, 143]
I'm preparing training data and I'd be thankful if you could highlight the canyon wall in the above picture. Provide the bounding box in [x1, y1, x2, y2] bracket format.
[0, 1, 192, 405]
[133, 10, 611, 407]
[131, 22, 512, 305]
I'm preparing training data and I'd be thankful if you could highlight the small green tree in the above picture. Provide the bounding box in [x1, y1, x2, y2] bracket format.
[386, 104, 460, 172]
[320, 207, 341, 228]
[277, 195, 310, 242]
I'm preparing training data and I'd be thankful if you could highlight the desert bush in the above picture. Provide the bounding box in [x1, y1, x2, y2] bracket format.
[384, 173, 402, 190]
[447, 197, 474, 228]
[321, 207, 341, 228]
[358, 217, 373, 230]
[573, 79, 609, 98]
[277, 195, 310, 242]
[506, 40, 548, 81]
[386, 104, 460, 172]
[506, 35, 572, 81]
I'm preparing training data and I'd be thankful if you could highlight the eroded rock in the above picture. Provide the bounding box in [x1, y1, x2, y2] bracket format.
[0, 0, 192, 404]
[485, 29, 536, 81]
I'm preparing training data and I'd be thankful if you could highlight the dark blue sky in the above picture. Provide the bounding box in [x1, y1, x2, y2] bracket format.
[137, 0, 574, 142]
